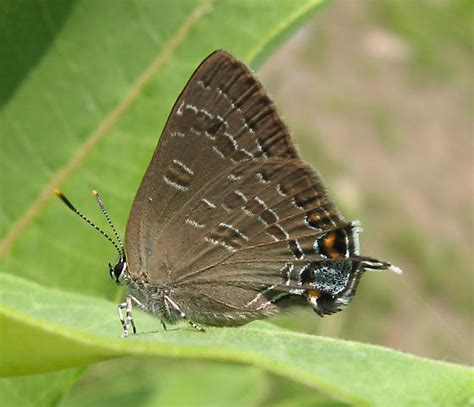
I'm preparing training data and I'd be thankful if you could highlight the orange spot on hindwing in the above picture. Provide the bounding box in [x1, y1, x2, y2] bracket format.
[318, 230, 348, 259]
[307, 289, 321, 299]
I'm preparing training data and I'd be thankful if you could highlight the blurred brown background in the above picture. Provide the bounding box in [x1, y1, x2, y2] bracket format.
[260, 0, 473, 366]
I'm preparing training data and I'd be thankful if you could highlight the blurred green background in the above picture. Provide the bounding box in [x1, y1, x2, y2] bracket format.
[62, 1, 472, 405]
[1, 0, 472, 405]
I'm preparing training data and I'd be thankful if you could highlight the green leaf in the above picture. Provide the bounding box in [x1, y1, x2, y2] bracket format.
[0, 369, 83, 407]
[0, 0, 329, 405]
[0, 0, 329, 295]
[1, 273, 472, 406]
[62, 359, 270, 407]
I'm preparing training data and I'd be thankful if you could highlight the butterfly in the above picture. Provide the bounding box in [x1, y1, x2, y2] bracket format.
[56, 50, 401, 336]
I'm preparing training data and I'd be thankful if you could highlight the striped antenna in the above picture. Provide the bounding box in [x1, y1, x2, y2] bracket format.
[53, 189, 124, 259]
[93, 190, 125, 257]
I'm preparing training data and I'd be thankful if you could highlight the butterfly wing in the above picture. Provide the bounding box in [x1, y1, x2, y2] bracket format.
[156, 158, 363, 324]
[125, 50, 393, 325]
[125, 50, 298, 280]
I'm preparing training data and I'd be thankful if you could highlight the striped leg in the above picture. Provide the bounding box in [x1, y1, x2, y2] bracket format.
[117, 295, 137, 337]
[163, 294, 206, 332]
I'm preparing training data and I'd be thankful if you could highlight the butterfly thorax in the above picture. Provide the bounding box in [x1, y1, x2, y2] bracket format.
[122, 276, 177, 322]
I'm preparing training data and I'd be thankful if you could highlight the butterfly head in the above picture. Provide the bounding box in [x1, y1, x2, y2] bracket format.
[109, 258, 127, 284]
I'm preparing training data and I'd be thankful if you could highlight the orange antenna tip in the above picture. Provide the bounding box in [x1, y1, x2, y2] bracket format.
[54, 189, 76, 211]
[92, 190, 98, 197]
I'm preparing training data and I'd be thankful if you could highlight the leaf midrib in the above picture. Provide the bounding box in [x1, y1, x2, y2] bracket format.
[0, 0, 214, 259]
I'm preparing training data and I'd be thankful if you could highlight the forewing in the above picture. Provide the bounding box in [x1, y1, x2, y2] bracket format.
[167, 158, 346, 278]
[125, 50, 299, 280]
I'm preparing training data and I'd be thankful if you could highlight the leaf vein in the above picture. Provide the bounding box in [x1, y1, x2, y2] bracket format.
[0, 0, 213, 259]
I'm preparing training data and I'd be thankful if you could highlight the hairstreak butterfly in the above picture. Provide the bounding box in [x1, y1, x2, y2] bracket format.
[55, 50, 401, 336]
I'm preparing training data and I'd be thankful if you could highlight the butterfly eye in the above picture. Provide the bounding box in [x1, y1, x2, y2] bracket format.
[109, 260, 127, 283]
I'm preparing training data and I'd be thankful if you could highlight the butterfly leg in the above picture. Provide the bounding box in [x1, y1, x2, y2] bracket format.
[117, 295, 137, 337]
[163, 294, 206, 332]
